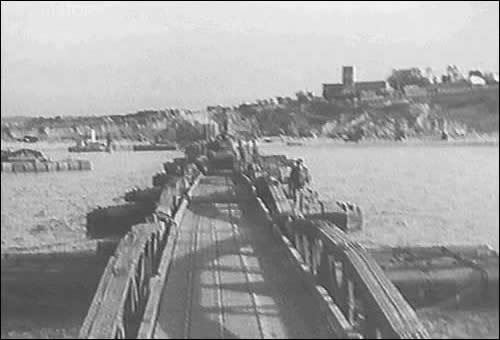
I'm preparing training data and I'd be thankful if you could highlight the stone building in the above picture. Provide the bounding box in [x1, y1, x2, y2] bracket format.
[323, 66, 389, 101]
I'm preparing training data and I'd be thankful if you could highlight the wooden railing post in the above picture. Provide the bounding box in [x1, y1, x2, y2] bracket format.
[303, 234, 311, 268]
[295, 231, 301, 256]
[333, 257, 344, 305]
[80, 170, 201, 339]
[317, 248, 334, 295]
[344, 277, 356, 324]
[239, 158, 430, 339]
[363, 303, 380, 339]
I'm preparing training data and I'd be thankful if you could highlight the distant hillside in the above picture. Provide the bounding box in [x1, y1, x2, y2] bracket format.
[1, 109, 207, 143]
[430, 86, 499, 133]
[2, 86, 498, 143]
[226, 86, 499, 139]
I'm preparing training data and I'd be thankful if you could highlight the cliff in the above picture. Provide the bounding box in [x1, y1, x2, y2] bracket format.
[228, 86, 499, 139]
[1, 109, 207, 144]
[2, 86, 498, 143]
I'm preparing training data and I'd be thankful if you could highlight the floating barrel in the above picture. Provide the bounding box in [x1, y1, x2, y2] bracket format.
[153, 171, 170, 187]
[385, 266, 483, 307]
[67, 160, 77, 171]
[68, 159, 80, 170]
[46, 162, 58, 171]
[1, 162, 13, 172]
[2, 160, 91, 173]
[24, 162, 35, 172]
[34, 162, 48, 172]
[124, 186, 162, 204]
[86, 202, 156, 239]
[57, 161, 69, 171]
[79, 160, 92, 170]
[370, 245, 499, 308]
[96, 239, 119, 258]
[12, 162, 25, 173]
[484, 263, 499, 303]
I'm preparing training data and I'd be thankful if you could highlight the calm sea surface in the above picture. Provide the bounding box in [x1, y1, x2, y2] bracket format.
[1, 146, 183, 252]
[1, 142, 498, 251]
[1, 141, 498, 338]
[261, 141, 499, 251]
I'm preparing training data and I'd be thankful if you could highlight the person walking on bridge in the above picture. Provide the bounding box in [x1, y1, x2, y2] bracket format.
[289, 158, 311, 216]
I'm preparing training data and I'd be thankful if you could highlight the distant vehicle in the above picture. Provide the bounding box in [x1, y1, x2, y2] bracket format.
[263, 138, 273, 143]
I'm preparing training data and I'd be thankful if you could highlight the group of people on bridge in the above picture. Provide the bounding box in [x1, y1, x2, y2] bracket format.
[233, 138, 312, 215]
[182, 134, 314, 215]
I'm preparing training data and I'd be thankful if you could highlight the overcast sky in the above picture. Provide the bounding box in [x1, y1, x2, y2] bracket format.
[1, 1, 499, 116]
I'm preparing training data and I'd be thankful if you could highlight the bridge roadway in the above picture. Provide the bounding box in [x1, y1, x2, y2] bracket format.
[153, 174, 327, 339]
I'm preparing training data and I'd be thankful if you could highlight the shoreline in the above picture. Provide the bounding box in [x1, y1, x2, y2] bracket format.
[260, 134, 499, 147]
[1, 133, 498, 150]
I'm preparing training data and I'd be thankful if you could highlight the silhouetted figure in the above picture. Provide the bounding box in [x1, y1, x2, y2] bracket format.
[289, 158, 311, 215]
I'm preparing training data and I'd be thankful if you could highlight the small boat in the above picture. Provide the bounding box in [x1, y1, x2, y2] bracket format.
[286, 140, 304, 146]
[68, 141, 107, 153]
[132, 142, 177, 151]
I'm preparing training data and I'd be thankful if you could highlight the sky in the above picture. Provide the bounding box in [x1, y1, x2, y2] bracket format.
[1, 1, 499, 117]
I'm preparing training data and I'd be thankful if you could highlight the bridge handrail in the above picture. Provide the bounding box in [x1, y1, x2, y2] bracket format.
[137, 174, 201, 339]
[78, 222, 166, 339]
[80, 167, 200, 339]
[239, 175, 358, 338]
[252, 175, 429, 339]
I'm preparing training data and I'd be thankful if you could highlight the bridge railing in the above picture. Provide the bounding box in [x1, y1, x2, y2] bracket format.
[289, 219, 429, 339]
[137, 174, 201, 339]
[242, 173, 429, 339]
[80, 166, 201, 339]
[78, 222, 167, 339]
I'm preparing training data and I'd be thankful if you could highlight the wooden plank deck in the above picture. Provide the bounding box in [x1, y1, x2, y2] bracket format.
[153, 175, 327, 339]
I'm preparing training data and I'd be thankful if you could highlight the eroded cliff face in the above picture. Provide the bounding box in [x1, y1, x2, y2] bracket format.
[2, 87, 498, 143]
[224, 86, 499, 139]
[1, 109, 208, 144]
